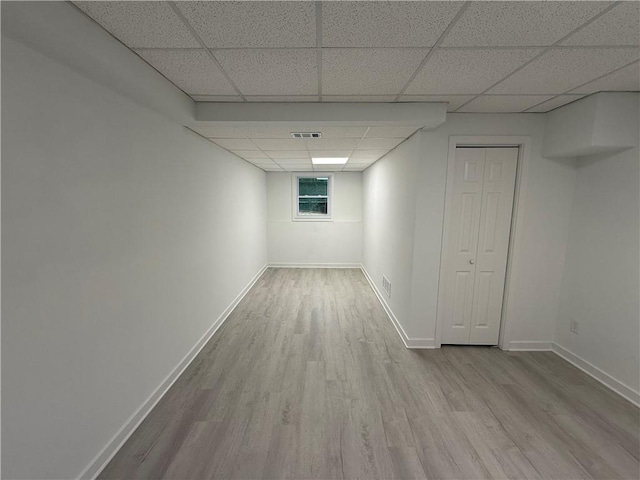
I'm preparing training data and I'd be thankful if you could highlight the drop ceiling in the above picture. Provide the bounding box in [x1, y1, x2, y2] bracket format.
[73, 1, 639, 171]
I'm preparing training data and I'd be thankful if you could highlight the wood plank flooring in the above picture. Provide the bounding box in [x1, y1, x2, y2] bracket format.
[99, 268, 639, 479]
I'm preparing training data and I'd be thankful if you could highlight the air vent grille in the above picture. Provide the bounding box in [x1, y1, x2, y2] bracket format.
[291, 132, 322, 138]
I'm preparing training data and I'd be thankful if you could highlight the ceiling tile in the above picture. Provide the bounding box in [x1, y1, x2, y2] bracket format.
[136, 50, 236, 95]
[193, 126, 244, 138]
[270, 157, 311, 164]
[524, 95, 586, 113]
[74, 1, 199, 48]
[322, 1, 463, 47]
[313, 165, 342, 171]
[398, 95, 476, 111]
[323, 49, 427, 95]
[245, 158, 278, 167]
[304, 138, 361, 150]
[343, 166, 368, 171]
[322, 95, 397, 102]
[365, 126, 420, 138]
[405, 49, 541, 95]
[191, 95, 243, 102]
[570, 61, 640, 94]
[346, 159, 376, 165]
[457, 95, 554, 113]
[215, 49, 317, 95]
[262, 166, 285, 171]
[311, 126, 368, 138]
[253, 138, 307, 151]
[174, 1, 316, 48]
[350, 150, 388, 160]
[239, 125, 366, 139]
[488, 48, 640, 94]
[357, 138, 404, 150]
[240, 126, 295, 139]
[245, 96, 319, 102]
[441, 1, 609, 47]
[561, 2, 640, 46]
[211, 138, 258, 150]
[230, 150, 270, 159]
[266, 151, 310, 159]
[281, 165, 314, 172]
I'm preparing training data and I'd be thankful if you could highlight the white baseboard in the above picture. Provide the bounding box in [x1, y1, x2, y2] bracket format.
[506, 341, 553, 351]
[551, 343, 640, 407]
[268, 262, 362, 268]
[360, 265, 435, 349]
[77, 264, 268, 480]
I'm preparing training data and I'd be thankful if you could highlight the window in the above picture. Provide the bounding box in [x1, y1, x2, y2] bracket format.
[293, 174, 333, 221]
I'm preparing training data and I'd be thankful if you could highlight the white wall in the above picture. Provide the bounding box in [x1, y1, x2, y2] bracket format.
[362, 135, 421, 341]
[267, 172, 362, 266]
[555, 116, 639, 399]
[363, 114, 578, 347]
[1, 32, 266, 480]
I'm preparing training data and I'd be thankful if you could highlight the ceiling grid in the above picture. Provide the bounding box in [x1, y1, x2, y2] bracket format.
[71, 0, 639, 170]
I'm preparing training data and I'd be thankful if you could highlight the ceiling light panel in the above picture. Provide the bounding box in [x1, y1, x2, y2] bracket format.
[215, 49, 318, 96]
[398, 95, 475, 111]
[570, 62, 640, 94]
[524, 95, 585, 113]
[322, 49, 427, 95]
[441, 1, 609, 47]
[308, 150, 352, 159]
[561, 2, 640, 46]
[322, 1, 463, 47]
[488, 48, 640, 94]
[312, 157, 349, 165]
[457, 95, 554, 113]
[74, 1, 199, 48]
[405, 49, 542, 95]
[136, 50, 236, 95]
[174, 1, 316, 48]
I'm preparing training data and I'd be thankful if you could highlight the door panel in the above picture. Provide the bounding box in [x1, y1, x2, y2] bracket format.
[470, 148, 517, 344]
[441, 147, 518, 345]
[441, 148, 485, 344]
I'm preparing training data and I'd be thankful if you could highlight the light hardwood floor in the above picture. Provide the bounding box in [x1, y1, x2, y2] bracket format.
[99, 268, 639, 479]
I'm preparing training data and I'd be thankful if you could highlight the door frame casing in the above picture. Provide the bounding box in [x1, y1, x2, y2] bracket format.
[434, 136, 532, 349]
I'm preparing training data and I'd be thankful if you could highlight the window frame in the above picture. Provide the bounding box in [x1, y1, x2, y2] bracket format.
[292, 173, 334, 222]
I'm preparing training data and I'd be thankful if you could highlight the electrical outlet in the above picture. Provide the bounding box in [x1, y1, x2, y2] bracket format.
[382, 275, 391, 299]
[570, 319, 579, 334]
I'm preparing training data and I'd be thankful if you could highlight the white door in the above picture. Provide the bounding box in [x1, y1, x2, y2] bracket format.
[440, 147, 518, 345]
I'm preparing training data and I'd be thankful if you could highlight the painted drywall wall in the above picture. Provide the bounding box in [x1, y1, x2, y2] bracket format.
[363, 114, 578, 347]
[267, 172, 362, 266]
[362, 135, 421, 341]
[555, 99, 640, 398]
[1, 33, 266, 480]
[543, 92, 639, 158]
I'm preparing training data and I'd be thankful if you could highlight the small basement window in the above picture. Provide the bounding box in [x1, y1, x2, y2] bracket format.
[293, 174, 333, 221]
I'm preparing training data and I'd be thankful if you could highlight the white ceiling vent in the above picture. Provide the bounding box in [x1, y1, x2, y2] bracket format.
[291, 132, 322, 138]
